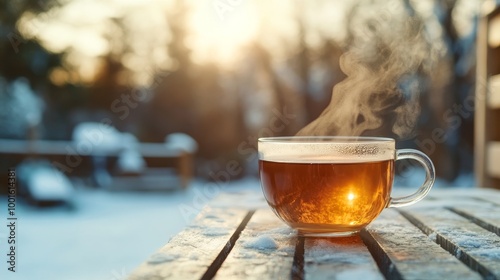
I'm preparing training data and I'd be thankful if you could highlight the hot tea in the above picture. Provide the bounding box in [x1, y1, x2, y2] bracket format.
[260, 159, 393, 234]
[258, 136, 435, 237]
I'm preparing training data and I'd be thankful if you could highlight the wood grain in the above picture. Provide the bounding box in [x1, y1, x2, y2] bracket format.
[128, 207, 250, 280]
[128, 189, 500, 279]
[362, 209, 481, 280]
[305, 235, 383, 280]
[449, 204, 500, 236]
[214, 209, 296, 280]
[401, 208, 500, 279]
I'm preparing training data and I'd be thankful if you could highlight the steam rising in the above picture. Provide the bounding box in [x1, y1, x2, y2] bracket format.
[297, 2, 434, 139]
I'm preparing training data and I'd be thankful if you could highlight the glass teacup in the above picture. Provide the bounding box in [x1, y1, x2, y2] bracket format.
[258, 136, 435, 237]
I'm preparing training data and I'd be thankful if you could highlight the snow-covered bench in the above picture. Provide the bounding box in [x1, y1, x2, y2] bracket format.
[0, 136, 195, 190]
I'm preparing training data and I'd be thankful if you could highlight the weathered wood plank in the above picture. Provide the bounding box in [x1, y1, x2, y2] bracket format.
[449, 204, 500, 236]
[423, 188, 500, 205]
[361, 209, 481, 280]
[470, 189, 500, 205]
[214, 209, 297, 279]
[305, 235, 383, 280]
[414, 191, 487, 209]
[401, 208, 500, 279]
[424, 192, 484, 209]
[128, 207, 251, 280]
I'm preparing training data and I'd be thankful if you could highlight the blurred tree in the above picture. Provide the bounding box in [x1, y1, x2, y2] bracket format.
[0, 0, 80, 140]
[432, 0, 477, 179]
[141, 0, 196, 142]
[0, 1, 62, 87]
[407, 0, 477, 181]
[142, 1, 249, 171]
[0, 0, 478, 183]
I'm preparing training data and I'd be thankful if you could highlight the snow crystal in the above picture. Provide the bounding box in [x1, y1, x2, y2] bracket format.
[475, 248, 500, 258]
[243, 235, 278, 250]
[428, 232, 437, 242]
[455, 248, 462, 258]
[454, 235, 491, 249]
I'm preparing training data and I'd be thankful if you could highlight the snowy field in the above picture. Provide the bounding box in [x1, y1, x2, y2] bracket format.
[0, 170, 473, 280]
[0, 178, 261, 280]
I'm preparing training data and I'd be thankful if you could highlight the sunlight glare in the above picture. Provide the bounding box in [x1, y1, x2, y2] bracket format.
[17, 0, 355, 83]
[348, 193, 356, 201]
[187, 1, 258, 67]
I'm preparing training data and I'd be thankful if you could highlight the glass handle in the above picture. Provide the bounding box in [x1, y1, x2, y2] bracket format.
[388, 149, 435, 208]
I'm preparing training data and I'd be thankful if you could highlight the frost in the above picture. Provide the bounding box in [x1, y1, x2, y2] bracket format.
[147, 253, 179, 264]
[336, 268, 384, 280]
[264, 226, 294, 236]
[202, 227, 228, 237]
[204, 214, 218, 219]
[307, 239, 374, 265]
[475, 248, 500, 258]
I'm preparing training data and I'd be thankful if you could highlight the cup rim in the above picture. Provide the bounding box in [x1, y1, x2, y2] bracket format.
[258, 136, 394, 144]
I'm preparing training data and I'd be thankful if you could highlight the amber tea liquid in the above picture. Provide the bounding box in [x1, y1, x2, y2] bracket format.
[259, 159, 394, 234]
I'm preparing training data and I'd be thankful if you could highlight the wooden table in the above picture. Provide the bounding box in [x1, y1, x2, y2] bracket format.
[129, 188, 500, 280]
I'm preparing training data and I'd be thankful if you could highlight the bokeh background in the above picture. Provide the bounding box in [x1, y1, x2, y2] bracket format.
[0, 0, 495, 279]
[0, 0, 482, 182]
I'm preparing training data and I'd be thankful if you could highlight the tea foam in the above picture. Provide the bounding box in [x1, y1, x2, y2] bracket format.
[259, 138, 395, 163]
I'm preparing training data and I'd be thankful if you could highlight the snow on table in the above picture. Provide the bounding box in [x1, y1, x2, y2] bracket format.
[129, 189, 500, 280]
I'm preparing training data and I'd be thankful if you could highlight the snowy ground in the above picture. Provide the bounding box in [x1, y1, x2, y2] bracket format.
[0, 178, 261, 280]
[0, 169, 473, 280]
